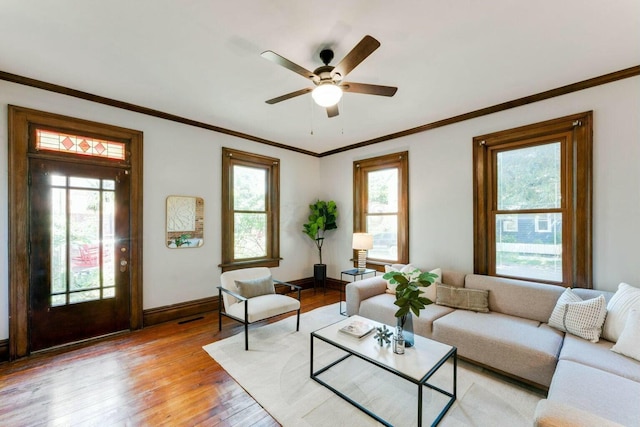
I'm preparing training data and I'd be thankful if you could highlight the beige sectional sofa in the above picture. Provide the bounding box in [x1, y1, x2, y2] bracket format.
[345, 269, 640, 426]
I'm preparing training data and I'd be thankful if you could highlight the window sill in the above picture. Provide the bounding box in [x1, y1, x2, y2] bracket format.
[219, 258, 282, 273]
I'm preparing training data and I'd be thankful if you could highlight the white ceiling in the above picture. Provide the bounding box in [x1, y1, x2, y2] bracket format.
[1, 0, 639, 155]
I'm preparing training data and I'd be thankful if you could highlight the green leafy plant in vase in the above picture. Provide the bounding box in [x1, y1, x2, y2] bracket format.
[382, 268, 438, 347]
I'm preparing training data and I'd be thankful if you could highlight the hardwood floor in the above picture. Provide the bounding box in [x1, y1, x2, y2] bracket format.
[0, 289, 340, 426]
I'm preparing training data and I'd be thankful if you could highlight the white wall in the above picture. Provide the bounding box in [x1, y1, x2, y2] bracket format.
[320, 76, 640, 292]
[2, 75, 638, 341]
[0, 81, 321, 340]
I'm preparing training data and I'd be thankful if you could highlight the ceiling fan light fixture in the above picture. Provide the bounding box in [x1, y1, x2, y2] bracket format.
[311, 82, 342, 107]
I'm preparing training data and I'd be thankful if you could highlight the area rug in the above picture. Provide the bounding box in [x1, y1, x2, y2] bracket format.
[203, 304, 544, 426]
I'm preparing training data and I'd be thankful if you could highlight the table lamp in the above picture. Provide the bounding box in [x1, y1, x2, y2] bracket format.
[352, 233, 374, 272]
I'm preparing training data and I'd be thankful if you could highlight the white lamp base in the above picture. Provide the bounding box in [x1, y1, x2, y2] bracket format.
[357, 249, 367, 272]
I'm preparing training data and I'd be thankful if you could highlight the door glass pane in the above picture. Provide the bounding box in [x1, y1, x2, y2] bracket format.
[367, 215, 398, 260]
[497, 143, 561, 210]
[102, 190, 115, 295]
[234, 213, 267, 259]
[234, 165, 266, 211]
[70, 189, 100, 296]
[70, 177, 100, 189]
[495, 213, 562, 281]
[50, 176, 117, 306]
[51, 188, 67, 305]
[367, 169, 398, 213]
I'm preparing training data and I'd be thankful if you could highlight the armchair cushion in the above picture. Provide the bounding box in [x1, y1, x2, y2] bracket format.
[226, 294, 301, 323]
[235, 275, 275, 299]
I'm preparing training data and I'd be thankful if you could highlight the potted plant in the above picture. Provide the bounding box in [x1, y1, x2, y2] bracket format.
[302, 200, 338, 289]
[382, 268, 438, 347]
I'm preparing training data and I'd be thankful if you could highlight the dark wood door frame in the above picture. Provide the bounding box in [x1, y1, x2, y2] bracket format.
[8, 105, 144, 360]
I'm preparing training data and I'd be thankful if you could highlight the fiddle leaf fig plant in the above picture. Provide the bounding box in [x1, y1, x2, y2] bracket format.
[302, 200, 338, 264]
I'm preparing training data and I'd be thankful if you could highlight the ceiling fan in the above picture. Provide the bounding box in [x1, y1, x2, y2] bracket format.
[261, 35, 398, 118]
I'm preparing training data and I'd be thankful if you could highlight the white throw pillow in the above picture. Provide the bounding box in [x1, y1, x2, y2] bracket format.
[418, 268, 441, 302]
[548, 288, 607, 343]
[611, 309, 640, 362]
[602, 282, 640, 342]
[384, 264, 417, 293]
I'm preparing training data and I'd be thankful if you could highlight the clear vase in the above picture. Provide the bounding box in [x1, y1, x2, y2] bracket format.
[398, 313, 415, 348]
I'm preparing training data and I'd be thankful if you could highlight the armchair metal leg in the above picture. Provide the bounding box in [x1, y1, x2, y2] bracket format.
[245, 322, 249, 351]
[296, 309, 300, 331]
[244, 299, 249, 351]
[218, 288, 222, 331]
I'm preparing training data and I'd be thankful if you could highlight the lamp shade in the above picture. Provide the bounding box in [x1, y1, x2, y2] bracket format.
[352, 233, 374, 250]
[311, 82, 343, 107]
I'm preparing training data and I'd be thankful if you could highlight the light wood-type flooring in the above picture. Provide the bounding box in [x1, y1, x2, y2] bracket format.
[0, 288, 340, 426]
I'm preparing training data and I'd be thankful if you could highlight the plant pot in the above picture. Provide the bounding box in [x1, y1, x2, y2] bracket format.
[313, 263, 327, 291]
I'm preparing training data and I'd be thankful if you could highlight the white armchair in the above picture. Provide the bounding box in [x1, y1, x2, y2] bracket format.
[218, 267, 301, 350]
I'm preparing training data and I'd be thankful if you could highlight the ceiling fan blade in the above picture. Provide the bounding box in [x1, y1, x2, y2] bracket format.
[341, 82, 398, 97]
[326, 105, 339, 118]
[261, 50, 317, 80]
[265, 88, 312, 104]
[331, 35, 380, 79]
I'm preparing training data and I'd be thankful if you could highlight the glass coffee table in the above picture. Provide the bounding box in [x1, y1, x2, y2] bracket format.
[310, 315, 457, 426]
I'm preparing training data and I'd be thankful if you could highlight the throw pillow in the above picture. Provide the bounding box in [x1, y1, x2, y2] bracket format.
[384, 264, 417, 293]
[548, 288, 607, 343]
[436, 284, 489, 313]
[611, 309, 640, 362]
[602, 282, 640, 342]
[418, 268, 441, 302]
[235, 276, 275, 299]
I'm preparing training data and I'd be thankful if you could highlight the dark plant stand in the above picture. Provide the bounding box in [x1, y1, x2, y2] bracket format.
[314, 264, 327, 293]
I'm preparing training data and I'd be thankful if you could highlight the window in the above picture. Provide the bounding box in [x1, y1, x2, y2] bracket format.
[473, 112, 592, 287]
[221, 148, 280, 271]
[354, 152, 409, 268]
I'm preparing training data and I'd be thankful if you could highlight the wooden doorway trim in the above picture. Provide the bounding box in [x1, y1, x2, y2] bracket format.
[8, 105, 144, 359]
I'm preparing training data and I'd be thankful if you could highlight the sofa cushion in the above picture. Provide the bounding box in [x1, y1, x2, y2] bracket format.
[559, 333, 640, 382]
[432, 310, 564, 387]
[359, 293, 454, 339]
[436, 284, 489, 312]
[548, 360, 640, 426]
[548, 288, 606, 342]
[464, 274, 565, 323]
[611, 309, 640, 362]
[534, 399, 625, 427]
[602, 282, 640, 343]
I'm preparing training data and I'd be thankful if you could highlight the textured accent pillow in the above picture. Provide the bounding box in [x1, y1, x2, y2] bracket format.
[235, 276, 275, 299]
[436, 284, 489, 313]
[602, 282, 640, 342]
[611, 309, 640, 362]
[548, 288, 607, 343]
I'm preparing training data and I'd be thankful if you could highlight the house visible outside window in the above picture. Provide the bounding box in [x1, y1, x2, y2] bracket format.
[535, 214, 552, 233]
[221, 147, 280, 271]
[354, 152, 409, 268]
[473, 112, 593, 288]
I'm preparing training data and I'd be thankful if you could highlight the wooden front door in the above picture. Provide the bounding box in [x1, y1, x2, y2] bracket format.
[29, 158, 132, 351]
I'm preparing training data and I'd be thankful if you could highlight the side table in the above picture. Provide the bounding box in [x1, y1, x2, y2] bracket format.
[339, 268, 377, 316]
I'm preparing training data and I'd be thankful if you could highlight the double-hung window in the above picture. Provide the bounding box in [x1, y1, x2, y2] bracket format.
[473, 112, 593, 287]
[354, 151, 409, 268]
[221, 147, 280, 271]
